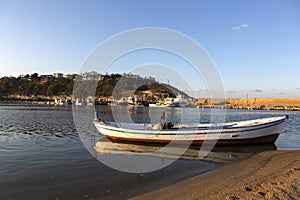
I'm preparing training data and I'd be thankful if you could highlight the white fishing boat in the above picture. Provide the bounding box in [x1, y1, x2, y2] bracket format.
[149, 103, 163, 107]
[93, 113, 288, 145]
[173, 93, 185, 107]
[54, 98, 65, 105]
[163, 94, 185, 107]
[75, 98, 84, 106]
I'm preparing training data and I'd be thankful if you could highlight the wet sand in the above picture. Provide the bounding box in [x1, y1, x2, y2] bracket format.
[134, 150, 300, 200]
[0, 153, 224, 200]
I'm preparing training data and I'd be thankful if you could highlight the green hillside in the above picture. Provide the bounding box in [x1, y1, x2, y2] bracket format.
[0, 72, 191, 101]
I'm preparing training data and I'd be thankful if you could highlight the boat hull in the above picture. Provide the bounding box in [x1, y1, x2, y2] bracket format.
[103, 133, 279, 145]
[94, 116, 287, 146]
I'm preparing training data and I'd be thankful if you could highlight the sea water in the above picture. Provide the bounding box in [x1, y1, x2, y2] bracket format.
[0, 105, 299, 199]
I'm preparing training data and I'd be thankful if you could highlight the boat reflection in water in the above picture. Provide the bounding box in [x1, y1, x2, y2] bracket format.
[94, 138, 276, 163]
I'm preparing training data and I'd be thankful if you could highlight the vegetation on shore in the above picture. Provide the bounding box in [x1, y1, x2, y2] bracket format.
[198, 98, 300, 111]
[0, 73, 74, 99]
[0, 72, 189, 101]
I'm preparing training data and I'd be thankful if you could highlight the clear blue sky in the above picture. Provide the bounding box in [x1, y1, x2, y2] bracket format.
[0, 0, 300, 97]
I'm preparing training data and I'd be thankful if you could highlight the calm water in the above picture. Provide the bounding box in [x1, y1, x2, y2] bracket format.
[0, 105, 299, 199]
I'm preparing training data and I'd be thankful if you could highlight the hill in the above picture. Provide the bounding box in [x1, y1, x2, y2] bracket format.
[0, 72, 191, 101]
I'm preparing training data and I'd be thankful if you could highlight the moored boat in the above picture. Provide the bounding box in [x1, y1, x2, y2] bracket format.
[93, 114, 288, 145]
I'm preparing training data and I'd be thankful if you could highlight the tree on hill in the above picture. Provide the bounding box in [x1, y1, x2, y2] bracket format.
[30, 73, 39, 81]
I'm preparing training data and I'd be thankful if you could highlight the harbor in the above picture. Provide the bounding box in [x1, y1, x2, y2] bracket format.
[2, 96, 300, 111]
[1, 1, 300, 199]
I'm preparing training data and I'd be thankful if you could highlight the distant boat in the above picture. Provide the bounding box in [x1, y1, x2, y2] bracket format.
[86, 97, 94, 106]
[75, 98, 84, 106]
[173, 93, 185, 107]
[126, 96, 149, 107]
[94, 99, 109, 106]
[163, 94, 185, 107]
[66, 99, 72, 105]
[54, 98, 65, 105]
[149, 103, 162, 107]
[162, 97, 176, 107]
[94, 113, 288, 145]
[114, 98, 128, 106]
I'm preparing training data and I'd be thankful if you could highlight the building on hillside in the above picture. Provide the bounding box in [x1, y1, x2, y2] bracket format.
[145, 76, 155, 82]
[64, 74, 77, 80]
[124, 73, 140, 79]
[53, 73, 63, 78]
[81, 73, 102, 81]
[40, 75, 54, 83]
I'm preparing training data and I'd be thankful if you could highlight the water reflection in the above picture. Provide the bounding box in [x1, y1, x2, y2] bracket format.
[128, 107, 151, 123]
[94, 138, 276, 163]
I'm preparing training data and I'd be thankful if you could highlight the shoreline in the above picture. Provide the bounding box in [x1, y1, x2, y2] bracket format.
[133, 150, 300, 200]
[1, 101, 300, 112]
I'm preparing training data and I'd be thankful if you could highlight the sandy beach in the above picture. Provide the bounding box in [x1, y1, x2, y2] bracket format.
[134, 150, 300, 200]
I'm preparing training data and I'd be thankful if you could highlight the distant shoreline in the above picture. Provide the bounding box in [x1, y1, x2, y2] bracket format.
[1, 97, 300, 111]
[198, 97, 300, 111]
